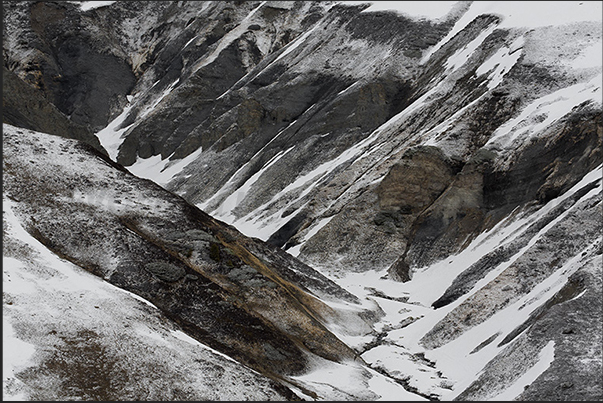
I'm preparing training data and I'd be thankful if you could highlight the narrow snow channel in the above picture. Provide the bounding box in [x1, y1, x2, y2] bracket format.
[94, 105, 134, 161]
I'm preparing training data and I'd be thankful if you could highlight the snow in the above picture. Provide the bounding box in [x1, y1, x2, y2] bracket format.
[215, 18, 323, 100]
[168, 330, 242, 364]
[183, 35, 199, 49]
[291, 358, 426, 401]
[119, 288, 160, 310]
[361, 344, 453, 397]
[94, 105, 134, 161]
[444, 24, 498, 72]
[571, 37, 603, 69]
[126, 146, 204, 187]
[287, 215, 335, 257]
[80, 1, 115, 11]
[212, 146, 295, 221]
[2, 186, 293, 400]
[7, 0, 601, 398]
[405, 164, 600, 308]
[67, 1, 116, 11]
[337, 81, 360, 96]
[317, 164, 601, 399]
[488, 1, 602, 29]
[3, 317, 36, 401]
[372, 70, 450, 135]
[192, 2, 267, 73]
[3, 197, 120, 398]
[420, 235, 596, 400]
[198, 120, 299, 212]
[475, 35, 524, 89]
[364, 366, 426, 401]
[273, 23, 320, 64]
[201, 103, 394, 240]
[486, 73, 603, 149]
[423, 92, 488, 145]
[341, 1, 458, 21]
[421, 1, 603, 64]
[138, 78, 180, 121]
[221, 127, 384, 240]
[3, 200, 109, 297]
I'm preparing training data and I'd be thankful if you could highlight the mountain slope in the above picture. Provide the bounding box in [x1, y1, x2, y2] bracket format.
[3, 123, 422, 400]
[3, 195, 296, 401]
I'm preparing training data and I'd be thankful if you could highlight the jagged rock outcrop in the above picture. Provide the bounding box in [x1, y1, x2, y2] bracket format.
[3, 1, 137, 130]
[2, 66, 104, 152]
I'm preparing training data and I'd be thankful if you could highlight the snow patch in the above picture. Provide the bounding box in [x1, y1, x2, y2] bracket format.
[68, 1, 116, 11]
[444, 24, 498, 73]
[571, 37, 603, 69]
[340, 1, 458, 21]
[274, 23, 320, 64]
[291, 359, 426, 401]
[287, 215, 335, 257]
[212, 146, 295, 221]
[486, 73, 603, 149]
[475, 35, 524, 89]
[126, 147, 204, 187]
[421, 1, 602, 64]
[192, 2, 267, 73]
[3, 318, 36, 391]
[224, 128, 384, 240]
[94, 105, 134, 161]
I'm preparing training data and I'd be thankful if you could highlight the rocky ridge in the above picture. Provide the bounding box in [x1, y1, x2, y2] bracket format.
[3, 123, 410, 400]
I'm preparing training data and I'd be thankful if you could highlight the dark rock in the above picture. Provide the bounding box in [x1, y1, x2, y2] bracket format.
[267, 212, 307, 248]
[2, 66, 105, 153]
[144, 261, 187, 282]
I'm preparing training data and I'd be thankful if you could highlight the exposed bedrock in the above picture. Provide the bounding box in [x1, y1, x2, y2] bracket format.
[3, 127, 365, 387]
[2, 66, 104, 153]
[114, 1, 341, 167]
[4, 1, 136, 131]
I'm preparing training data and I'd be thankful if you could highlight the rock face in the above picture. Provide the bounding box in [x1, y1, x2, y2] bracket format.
[3, 1, 137, 131]
[3, 1, 602, 401]
[3, 190, 298, 401]
[2, 66, 104, 152]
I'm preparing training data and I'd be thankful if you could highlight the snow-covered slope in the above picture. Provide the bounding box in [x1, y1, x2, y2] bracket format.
[3, 197, 294, 401]
[3, 124, 424, 400]
[3, 1, 602, 401]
